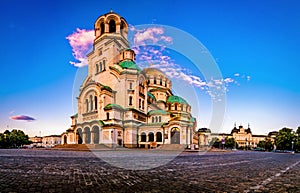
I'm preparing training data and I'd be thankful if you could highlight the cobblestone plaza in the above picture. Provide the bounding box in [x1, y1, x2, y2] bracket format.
[0, 149, 299, 192]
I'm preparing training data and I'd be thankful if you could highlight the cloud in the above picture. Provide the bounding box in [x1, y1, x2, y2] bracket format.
[66, 28, 94, 67]
[10, 115, 36, 121]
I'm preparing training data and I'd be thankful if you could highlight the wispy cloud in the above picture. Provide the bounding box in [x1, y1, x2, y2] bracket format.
[10, 115, 36, 121]
[66, 26, 250, 101]
[130, 26, 250, 101]
[66, 28, 94, 67]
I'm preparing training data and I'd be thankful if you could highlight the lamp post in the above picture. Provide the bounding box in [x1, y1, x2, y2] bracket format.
[292, 141, 294, 151]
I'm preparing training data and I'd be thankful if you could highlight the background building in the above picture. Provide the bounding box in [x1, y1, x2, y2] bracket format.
[198, 124, 269, 149]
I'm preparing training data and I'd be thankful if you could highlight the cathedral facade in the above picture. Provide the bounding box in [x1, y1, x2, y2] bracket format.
[62, 11, 196, 148]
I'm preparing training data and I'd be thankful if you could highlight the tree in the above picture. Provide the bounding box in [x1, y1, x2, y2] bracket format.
[257, 138, 274, 151]
[225, 137, 238, 149]
[210, 137, 221, 148]
[275, 127, 295, 150]
[0, 129, 31, 148]
[295, 126, 300, 152]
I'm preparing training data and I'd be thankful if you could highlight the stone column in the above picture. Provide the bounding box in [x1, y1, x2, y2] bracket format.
[91, 131, 95, 144]
[82, 131, 86, 144]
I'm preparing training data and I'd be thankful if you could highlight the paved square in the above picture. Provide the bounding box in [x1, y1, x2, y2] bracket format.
[0, 149, 299, 192]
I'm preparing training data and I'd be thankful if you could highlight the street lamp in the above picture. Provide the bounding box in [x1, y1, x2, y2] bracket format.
[292, 141, 294, 151]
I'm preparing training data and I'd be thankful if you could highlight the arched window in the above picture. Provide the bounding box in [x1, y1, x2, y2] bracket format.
[175, 103, 177, 111]
[154, 77, 157, 84]
[90, 95, 93, 111]
[100, 22, 105, 35]
[129, 82, 133, 89]
[181, 104, 183, 111]
[152, 117, 154, 123]
[168, 103, 171, 110]
[159, 116, 161, 122]
[85, 99, 89, 112]
[160, 77, 162, 85]
[129, 96, 132, 106]
[100, 62, 102, 72]
[141, 132, 146, 142]
[156, 132, 162, 142]
[148, 132, 154, 142]
[165, 80, 167, 87]
[94, 96, 98, 110]
[106, 112, 110, 120]
[142, 100, 144, 109]
[155, 116, 158, 123]
[109, 20, 116, 33]
[139, 99, 141, 108]
[103, 60, 106, 70]
[96, 63, 99, 73]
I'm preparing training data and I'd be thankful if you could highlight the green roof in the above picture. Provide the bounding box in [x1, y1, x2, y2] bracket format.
[101, 84, 113, 92]
[147, 109, 170, 116]
[98, 120, 104, 126]
[147, 92, 156, 101]
[190, 117, 196, 123]
[167, 95, 188, 104]
[119, 60, 141, 71]
[104, 103, 124, 110]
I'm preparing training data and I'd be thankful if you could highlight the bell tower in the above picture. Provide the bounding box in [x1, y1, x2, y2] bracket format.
[87, 10, 129, 77]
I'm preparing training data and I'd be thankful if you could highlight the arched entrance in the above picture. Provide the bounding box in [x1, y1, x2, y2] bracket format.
[76, 128, 83, 144]
[63, 135, 67, 144]
[84, 127, 91, 144]
[171, 127, 180, 144]
[92, 126, 99, 144]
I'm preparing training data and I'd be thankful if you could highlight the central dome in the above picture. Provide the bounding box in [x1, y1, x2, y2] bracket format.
[142, 68, 167, 78]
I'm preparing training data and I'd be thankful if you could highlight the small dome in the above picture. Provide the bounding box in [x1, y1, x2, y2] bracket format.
[118, 60, 141, 71]
[167, 95, 188, 105]
[142, 68, 167, 78]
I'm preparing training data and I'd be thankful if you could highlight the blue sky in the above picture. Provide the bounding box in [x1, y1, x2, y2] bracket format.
[1, 0, 299, 136]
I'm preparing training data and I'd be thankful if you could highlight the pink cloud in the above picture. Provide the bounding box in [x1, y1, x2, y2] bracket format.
[10, 115, 36, 121]
[66, 28, 94, 67]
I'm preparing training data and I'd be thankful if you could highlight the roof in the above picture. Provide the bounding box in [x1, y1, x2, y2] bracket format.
[198, 128, 211, 133]
[190, 117, 196, 123]
[167, 95, 188, 104]
[147, 109, 169, 116]
[119, 60, 141, 71]
[104, 103, 124, 111]
[147, 92, 156, 101]
[142, 68, 167, 77]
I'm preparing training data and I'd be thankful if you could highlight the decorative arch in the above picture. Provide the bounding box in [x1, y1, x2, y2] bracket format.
[109, 19, 116, 33]
[76, 128, 83, 144]
[92, 125, 100, 144]
[84, 127, 91, 144]
[156, 132, 162, 142]
[171, 127, 180, 144]
[148, 132, 154, 142]
[141, 132, 146, 142]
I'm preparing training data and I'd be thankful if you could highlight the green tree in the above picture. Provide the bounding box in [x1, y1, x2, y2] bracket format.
[225, 137, 238, 149]
[275, 127, 295, 150]
[0, 129, 31, 148]
[295, 126, 300, 152]
[210, 137, 221, 148]
[257, 138, 274, 151]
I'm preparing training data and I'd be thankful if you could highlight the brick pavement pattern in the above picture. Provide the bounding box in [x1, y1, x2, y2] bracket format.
[0, 149, 299, 193]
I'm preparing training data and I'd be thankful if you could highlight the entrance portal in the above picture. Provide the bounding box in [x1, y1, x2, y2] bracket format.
[171, 127, 180, 144]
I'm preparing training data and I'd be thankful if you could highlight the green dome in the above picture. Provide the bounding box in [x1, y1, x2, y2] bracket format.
[119, 60, 141, 71]
[147, 109, 169, 116]
[104, 103, 124, 110]
[167, 95, 188, 104]
[147, 92, 156, 101]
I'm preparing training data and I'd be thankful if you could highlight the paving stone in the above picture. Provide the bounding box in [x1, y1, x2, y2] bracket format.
[0, 149, 299, 192]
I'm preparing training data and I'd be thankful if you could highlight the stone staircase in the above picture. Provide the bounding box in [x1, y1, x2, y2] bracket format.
[156, 144, 186, 151]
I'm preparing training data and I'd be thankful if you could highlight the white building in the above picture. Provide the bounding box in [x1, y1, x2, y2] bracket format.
[62, 11, 197, 148]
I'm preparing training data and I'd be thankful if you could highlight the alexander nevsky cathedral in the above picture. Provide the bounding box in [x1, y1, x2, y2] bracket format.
[62, 11, 197, 148]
